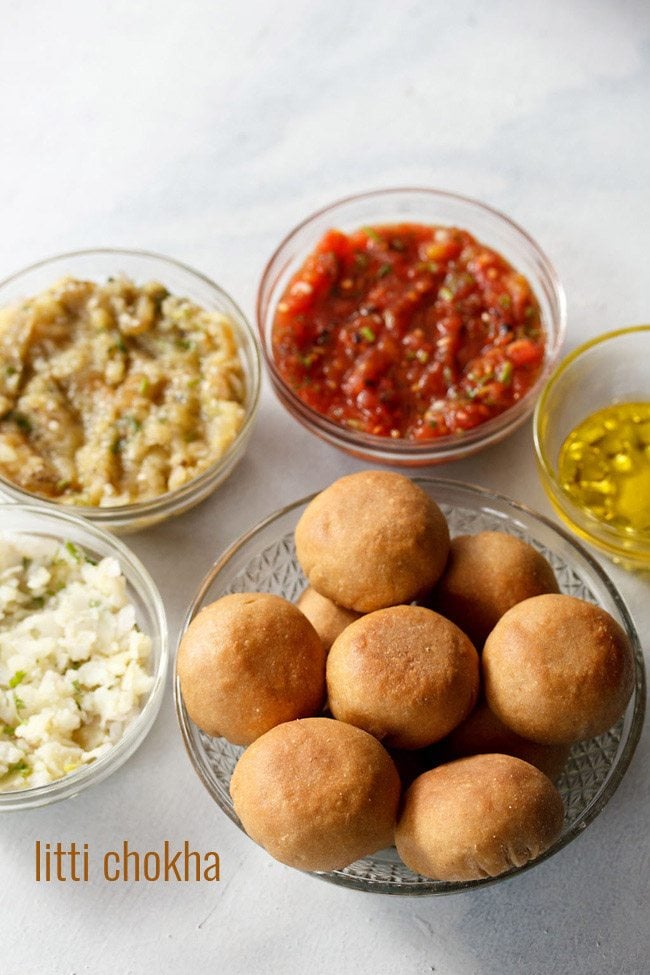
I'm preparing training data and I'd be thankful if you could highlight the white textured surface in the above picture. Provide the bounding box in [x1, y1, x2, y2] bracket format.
[1, 2, 649, 973]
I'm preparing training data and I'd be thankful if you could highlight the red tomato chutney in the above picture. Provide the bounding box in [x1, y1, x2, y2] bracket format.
[271, 224, 545, 440]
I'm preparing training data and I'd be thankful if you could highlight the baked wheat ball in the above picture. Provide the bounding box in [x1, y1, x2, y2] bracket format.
[327, 605, 479, 749]
[395, 754, 564, 881]
[431, 531, 559, 647]
[483, 594, 635, 745]
[177, 593, 325, 746]
[296, 586, 362, 652]
[445, 701, 570, 781]
[295, 471, 450, 613]
[230, 718, 401, 871]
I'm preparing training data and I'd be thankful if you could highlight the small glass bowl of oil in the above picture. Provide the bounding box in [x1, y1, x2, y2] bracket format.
[534, 326, 650, 569]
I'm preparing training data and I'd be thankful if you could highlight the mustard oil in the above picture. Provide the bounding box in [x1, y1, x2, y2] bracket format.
[558, 403, 650, 534]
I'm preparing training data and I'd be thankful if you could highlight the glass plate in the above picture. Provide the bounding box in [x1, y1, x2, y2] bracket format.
[174, 479, 645, 895]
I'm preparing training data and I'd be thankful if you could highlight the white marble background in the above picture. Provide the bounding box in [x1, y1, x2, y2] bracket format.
[1, 1, 649, 973]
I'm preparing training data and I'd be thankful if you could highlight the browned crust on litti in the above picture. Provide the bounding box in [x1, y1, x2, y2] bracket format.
[483, 593, 635, 744]
[444, 700, 570, 781]
[294, 471, 450, 613]
[430, 531, 560, 647]
[395, 754, 564, 881]
[296, 586, 362, 652]
[230, 717, 401, 871]
[177, 592, 326, 745]
[327, 605, 479, 749]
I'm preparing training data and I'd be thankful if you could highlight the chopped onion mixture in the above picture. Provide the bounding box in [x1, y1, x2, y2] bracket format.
[0, 536, 153, 791]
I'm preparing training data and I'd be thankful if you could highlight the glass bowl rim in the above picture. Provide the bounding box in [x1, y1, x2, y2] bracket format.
[256, 187, 567, 458]
[0, 247, 262, 522]
[0, 501, 169, 809]
[174, 476, 645, 895]
[533, 324, 650, 548]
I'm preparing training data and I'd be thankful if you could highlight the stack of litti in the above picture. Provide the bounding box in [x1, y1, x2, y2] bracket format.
[178, 470, 635, 883]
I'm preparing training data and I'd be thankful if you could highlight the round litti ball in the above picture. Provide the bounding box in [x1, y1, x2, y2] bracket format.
[177, 593, 325, 746]
[230, 718, 401, 872]
[296, 587, 361, 652]
[327, 605, 479, 749]
[444, 701, 570, 782]
[431, 531, 559, 647]
[483, 594, 635, 745]
[395, 754, 564, 881]
[295, 471, 450, 613]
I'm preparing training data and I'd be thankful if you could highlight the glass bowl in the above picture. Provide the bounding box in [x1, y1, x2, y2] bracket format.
[257, 189, 566, 465]
[0, 504, 168, 810]
[174, 479, 645, 895]
[534, 326, 650, 569]
[0, 249, 261, 532]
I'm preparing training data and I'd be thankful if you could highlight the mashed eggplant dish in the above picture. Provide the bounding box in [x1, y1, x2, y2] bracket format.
[0, 276, 246, 506]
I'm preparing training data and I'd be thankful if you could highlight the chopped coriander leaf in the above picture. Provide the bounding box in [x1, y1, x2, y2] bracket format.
[21, 557, 31, 571]
[499, 294, 512, 309]
[8, 671, 26, 689]
[354, 252, 369, 268]
[139, 376, 150, 395]
[110, 437, 122, 455]
[65, 541, 81, 561]
[175, 338, 193, 351]
[153, 287, 170, 310]
[359, 326, 376, 343]
[5, 365, 16, 376]
[377, 264, 392, 279]
[30, 597, 45, 609]
[497, 361, 513, 384]
[13, 692, 25, 711]
[12, 412, 32, 434]
[7, 759, 29, 776]
[362, 227, 383, 243]
[415, 261, 439, 274]
[389, 238, 405, 252]
[113, 338, 127, 353]
[415, 349, 429, 364]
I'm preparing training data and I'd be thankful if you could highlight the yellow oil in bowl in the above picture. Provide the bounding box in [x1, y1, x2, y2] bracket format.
[558, 402, 650, 535]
